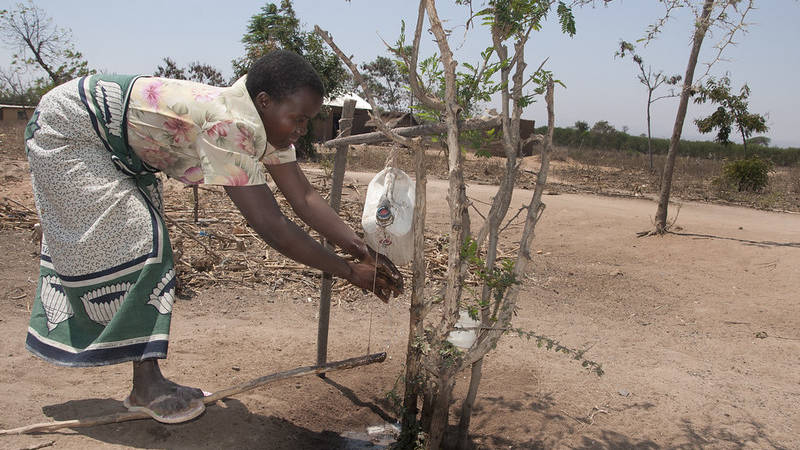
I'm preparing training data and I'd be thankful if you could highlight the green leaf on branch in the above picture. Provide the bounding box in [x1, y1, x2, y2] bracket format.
[511, 327, 604, 376]
[557, 2, 576, 37]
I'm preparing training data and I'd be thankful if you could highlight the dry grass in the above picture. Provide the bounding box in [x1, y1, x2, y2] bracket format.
[0, 122, 27, 162]
[550, 146, 799, 212]
[330, 142, 798, 211]
[783, 166, 800, 194]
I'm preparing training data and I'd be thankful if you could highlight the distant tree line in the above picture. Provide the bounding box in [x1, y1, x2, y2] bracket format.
[540, 122, 799, 167]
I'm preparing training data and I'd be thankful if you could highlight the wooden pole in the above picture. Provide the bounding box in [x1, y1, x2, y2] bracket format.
[316, 99, 357, 374]
[322, 114, 502, 148]
[0, 352, 386, 436]
[192, 185, 199, 224]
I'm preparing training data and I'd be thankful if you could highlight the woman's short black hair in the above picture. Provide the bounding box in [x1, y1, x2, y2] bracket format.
[245, 50, 325, 102]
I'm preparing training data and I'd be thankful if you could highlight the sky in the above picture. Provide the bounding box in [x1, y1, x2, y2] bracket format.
[1, 0, 798, 147]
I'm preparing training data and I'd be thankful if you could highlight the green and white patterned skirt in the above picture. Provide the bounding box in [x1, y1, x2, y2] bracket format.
[24, 76, 176, 367]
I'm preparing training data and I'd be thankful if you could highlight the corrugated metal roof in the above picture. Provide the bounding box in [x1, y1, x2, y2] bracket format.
[323, 93, 372, 110]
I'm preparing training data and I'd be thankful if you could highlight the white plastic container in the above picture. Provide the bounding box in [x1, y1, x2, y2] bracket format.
[361, 167, 415, 265]
[446, 310, 481, 349]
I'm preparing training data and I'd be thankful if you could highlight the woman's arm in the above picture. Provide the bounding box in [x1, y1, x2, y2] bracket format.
[225, 183, 352, 277]
[224, 183, 400, 301]
[266, 162, 369, 259]
[267, 162, 404, 292]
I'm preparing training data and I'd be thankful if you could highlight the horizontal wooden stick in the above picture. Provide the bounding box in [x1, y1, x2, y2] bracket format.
[0, 352, 386, 436]
[205, 352, 386, 402]
[323, 115, 501, 148]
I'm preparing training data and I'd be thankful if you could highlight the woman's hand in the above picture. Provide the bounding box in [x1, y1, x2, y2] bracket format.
[359, 244, 404, 292]
[346, 260, 403, 303]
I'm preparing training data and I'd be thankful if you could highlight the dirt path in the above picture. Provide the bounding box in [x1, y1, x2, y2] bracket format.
[1, 168, 798, 449]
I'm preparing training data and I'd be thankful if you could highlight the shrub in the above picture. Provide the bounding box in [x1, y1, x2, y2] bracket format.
[791, 167, 800, 194]
[722, 157, 773, 192]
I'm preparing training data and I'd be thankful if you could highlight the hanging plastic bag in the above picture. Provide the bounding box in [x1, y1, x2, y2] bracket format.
[362, 167, 415, 265]
[446, 310, 480, 349]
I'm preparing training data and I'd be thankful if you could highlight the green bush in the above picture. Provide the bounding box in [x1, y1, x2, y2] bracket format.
[722, 158, 773, 192]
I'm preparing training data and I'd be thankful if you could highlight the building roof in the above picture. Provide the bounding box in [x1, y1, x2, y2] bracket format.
[323, 93, 372, 110]
[365, 111, 418, 129]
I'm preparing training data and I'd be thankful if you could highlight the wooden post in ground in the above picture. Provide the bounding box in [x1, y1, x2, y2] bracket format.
[316, 99, 356, 375]
[192, 185, 199, 223]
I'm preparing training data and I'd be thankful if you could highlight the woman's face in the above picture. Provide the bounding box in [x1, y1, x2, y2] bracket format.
[256, 87, 323, 149]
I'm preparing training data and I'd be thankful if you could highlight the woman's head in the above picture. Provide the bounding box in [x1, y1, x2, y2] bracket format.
[247, 50, 325, 149]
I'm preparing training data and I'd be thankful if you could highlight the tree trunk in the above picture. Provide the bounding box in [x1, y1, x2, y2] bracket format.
[456, 359, 483, 449]
[741, 128, 748, 158]
[399, 143, 427, 445]
[421, 383, 434, 433]
[454, 37, 524, 449]
[646, 89, 654, 172]
[422, 3, 468, 447]
[654, 0, 714, 234]
[426, 374, 456, 450]
[425, 0, 467, 352]
[463, 78, 554, 366]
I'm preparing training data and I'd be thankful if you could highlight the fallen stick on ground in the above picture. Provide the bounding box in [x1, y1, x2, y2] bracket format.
[163, 214, 221, 259]
[2, 196, 36, 214]
[0, 352, 386, 436]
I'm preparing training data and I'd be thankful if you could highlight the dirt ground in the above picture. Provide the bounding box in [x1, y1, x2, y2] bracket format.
[1, 135, 799, 449]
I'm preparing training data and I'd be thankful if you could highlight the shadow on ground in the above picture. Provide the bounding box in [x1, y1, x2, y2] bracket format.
[41, 397, 361, 449]
[32, 378, 791, 449]
[669, 231, 800, 249]
[463, 393, 788, 449]
[322, 376, 397, 424]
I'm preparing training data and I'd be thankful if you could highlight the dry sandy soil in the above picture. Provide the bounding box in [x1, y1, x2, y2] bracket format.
[1, 140, 799, 449]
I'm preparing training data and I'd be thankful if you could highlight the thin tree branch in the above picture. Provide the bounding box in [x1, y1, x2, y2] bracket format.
[700, 0, 755, 79]
[652, 92, 680, 103]
[520, 56, 550, 90]
[499, 204, 528, 234]
[393, 0, 446, 113]
[314, 25, 414, 149]
[468, 201, 487, 222]
[424, 0, 468, 352]
[466, 77, 555, 367]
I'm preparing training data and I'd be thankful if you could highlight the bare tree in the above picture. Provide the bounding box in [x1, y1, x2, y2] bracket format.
[0, 66, 38, 104]
[646, 0, 756, 235]
[0, 1, 92, 87]
[317, 1, 602, 447]
[616, 40, 681, 171]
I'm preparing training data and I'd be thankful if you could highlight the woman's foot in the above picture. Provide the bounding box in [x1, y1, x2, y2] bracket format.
[126, 359, 206, 423]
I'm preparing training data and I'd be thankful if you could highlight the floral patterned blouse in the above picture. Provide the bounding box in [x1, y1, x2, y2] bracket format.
[126, 75, 295, 186]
